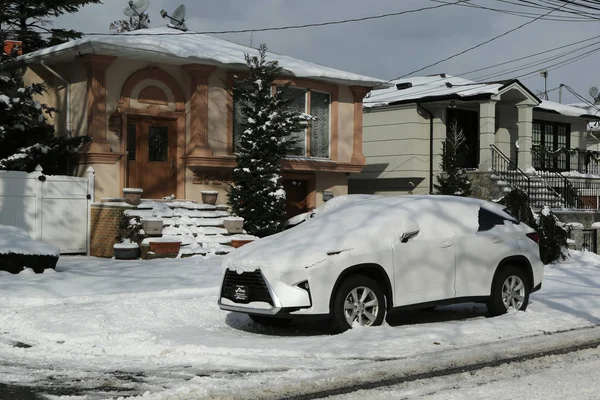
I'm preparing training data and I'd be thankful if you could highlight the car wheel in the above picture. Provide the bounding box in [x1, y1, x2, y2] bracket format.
[487, 266, 530, 316]
[249, 315, 292, 328]
[331, 275, 386, 333]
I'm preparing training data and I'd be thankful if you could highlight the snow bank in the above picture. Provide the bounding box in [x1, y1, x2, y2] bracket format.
[0, 224, 59, 256]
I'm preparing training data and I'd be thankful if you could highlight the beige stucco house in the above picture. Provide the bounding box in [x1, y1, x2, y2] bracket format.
[350, 74, 600, 209]
[13, 26, 384, 216]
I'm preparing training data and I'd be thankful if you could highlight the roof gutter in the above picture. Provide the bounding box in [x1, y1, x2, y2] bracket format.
[417, 103, 435, 194]
[40, 60, 71, 133]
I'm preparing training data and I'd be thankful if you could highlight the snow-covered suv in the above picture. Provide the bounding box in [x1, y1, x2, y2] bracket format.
[218, 195, 543, 332]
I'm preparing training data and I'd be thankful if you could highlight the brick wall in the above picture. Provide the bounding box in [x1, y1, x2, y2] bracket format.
[90, 203, 134, 258]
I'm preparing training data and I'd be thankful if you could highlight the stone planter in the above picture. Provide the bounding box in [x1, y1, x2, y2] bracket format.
[141, 218, 163, 236]
[113, 242, 140, 260]
[201, 190, 218, 205]
[143, 238, 182, 259]
[223, 216, 244, 234]
[123, 188, 143, 206]
[231, 239, 255, 248]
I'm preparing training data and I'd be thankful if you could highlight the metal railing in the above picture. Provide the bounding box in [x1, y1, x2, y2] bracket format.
[531, 146, 585, 209]
[490, 144, 530, 197]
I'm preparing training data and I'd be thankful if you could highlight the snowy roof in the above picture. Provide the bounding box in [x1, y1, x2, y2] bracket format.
[567, 102, 600, 131]
[364, 74, 599, 119]
[17, 27, 386, 87]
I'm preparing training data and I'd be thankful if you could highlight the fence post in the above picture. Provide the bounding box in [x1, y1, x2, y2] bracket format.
[32, 165, 44, 241]
[86, 167, 95, 256]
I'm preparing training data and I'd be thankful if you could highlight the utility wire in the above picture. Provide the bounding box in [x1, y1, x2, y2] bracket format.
[32, 0, 470, 36]
[379, 1, 567, 86]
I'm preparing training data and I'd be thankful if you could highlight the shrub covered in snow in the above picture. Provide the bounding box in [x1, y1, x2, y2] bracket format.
[500, 189, 568, 264]
[228, 44, 309, 237]
[536, 206, 569, 264]
[0, 224, 59, 274]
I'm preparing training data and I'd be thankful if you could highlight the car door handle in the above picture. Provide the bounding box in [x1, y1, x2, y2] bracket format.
[492, 236, 503, 243]
[440, 239, 453, 248]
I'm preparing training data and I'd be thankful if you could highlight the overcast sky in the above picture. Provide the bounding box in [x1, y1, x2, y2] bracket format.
[54, 0, 600, 105]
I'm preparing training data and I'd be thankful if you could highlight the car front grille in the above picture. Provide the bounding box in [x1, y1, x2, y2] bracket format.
[221, 269, 274, 306]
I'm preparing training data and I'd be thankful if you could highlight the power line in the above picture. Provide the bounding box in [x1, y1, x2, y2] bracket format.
[32, 0, 470, 36]
[380, 1, 567, 85]
[431, 0, 597, 21]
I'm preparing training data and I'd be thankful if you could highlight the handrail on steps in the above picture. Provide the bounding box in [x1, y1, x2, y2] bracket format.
[490, 144, 531, 195]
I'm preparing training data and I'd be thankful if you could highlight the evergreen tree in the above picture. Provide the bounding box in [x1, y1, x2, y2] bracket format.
[229, 44, 308, 237]
[0, 32, 88, 174]
[109, 13, 150, 33]
[0, 0, 101, 53]
[434, 120, 472, 196]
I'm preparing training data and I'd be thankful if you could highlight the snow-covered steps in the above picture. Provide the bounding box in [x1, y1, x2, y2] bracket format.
[124, 200, 258, 257]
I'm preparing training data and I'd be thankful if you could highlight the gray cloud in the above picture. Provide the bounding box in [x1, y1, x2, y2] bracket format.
[54, 0, 600, 104]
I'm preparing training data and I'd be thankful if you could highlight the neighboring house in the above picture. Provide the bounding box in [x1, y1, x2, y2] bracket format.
[350, 74, 600, 210]
[11, 26, 384, 217]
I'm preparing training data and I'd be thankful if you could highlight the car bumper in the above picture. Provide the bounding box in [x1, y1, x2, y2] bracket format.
[218, 268, 312, 315]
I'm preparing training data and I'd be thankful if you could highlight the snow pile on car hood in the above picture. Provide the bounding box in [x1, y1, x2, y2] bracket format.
[0, 224, 60, 256]
[224, 195, 481, 275]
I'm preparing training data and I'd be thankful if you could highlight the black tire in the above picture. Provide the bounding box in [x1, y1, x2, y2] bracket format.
[487, 266, 530, 316]
[249, 315, 292, 327]
[330, 274, 386, 333]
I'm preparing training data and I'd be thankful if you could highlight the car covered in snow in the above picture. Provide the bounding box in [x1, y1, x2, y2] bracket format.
[218, 195, 543, 332]
[282, 194, 380, 229]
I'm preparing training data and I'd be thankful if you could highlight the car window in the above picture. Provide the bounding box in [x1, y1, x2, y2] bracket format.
[478, 208, 515, 232]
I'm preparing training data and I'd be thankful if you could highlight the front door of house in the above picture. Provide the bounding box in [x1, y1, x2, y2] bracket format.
[447, 108, 479, 169]
[283, 178, 309, 219]
[127, 118, 177, 199]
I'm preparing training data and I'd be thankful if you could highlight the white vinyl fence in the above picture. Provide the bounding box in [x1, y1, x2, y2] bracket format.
[0, 165, 94, 254]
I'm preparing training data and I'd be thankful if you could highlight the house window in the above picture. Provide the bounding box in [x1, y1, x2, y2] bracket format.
[532, 120, 571, 171]
[232, 83, 331, 158]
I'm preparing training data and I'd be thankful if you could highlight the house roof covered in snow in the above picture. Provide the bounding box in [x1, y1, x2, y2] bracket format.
[14, 27, 386, 87]
[364, 74, 600, 119]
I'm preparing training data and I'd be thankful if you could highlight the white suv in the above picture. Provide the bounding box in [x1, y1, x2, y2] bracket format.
[218, 195, 543, 332]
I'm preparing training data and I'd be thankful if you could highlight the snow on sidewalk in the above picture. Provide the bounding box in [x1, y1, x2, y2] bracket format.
[0, 251, 599, 399]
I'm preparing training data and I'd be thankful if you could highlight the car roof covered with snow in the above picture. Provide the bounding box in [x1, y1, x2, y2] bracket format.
[224, 195, 495, 272]
[16, 27, 387, 88]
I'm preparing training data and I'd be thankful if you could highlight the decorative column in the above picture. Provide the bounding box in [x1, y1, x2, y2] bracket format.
[350, 86, 371, 165]
[516, 104, 534, 171]
[82, 55, 117, 159]
[478, 100, 497, 172]
[183, 64, 216, 157]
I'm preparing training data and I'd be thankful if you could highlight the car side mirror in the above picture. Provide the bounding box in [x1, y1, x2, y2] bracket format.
[401, 230, 420, 243]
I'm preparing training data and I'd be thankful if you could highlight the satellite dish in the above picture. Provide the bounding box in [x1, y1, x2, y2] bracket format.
[590, 86, 599, 99]
[124, 0, 149, 17]
[160, 4, 187, 31]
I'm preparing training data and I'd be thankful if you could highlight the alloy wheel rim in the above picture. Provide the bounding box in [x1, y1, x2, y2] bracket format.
[501, 275, 526, 310]
[343, 286, 379, 326]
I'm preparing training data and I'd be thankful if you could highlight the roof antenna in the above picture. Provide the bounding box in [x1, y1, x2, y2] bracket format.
[539, 70, 549, 100]
[124, 0, 150, 30]
[160, 4, 188, 31]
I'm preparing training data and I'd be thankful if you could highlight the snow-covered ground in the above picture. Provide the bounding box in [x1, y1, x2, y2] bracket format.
[326, 348, 600, 400]
[0, 251, 599, 399]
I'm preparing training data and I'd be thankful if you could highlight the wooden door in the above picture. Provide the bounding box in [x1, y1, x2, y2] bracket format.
[127, 118, 177, 199]
[283, 179, 309, 219]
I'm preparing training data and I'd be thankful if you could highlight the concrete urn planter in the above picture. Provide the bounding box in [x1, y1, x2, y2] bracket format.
[223, 217, 244, 234]
[201, 190, 218, 205]
[141, 218, 163, 236]
[123, 188, 143, 206]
